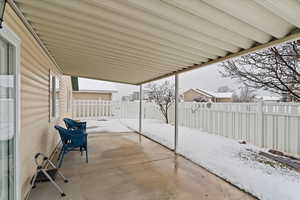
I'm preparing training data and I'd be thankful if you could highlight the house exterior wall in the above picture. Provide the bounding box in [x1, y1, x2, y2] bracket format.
[4, 5, 72, 198]
[183, 89, 233, 102]
[73, 92, 112, 100]
[183, 89, 211, 102]
[216, 97, 232, 102]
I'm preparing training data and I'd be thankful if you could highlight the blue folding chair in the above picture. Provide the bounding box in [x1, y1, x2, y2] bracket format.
[54, 125, 88, 168]
[63, 118, 87, 132]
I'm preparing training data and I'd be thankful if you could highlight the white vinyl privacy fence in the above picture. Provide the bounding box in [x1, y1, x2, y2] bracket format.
[72, 100, 140, 120]
[73, 100, 300, 155]
[72, 100, 115, 120]
[178, 102, 300, 155]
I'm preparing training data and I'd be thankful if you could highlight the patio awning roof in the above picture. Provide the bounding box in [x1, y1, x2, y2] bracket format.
[13, 0, 300, 85]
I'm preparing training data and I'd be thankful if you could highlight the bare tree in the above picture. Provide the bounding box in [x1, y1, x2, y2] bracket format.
[217, 86, 232, 93]
[220, 40, 300, 101]
[146, 81, 175, 124]
[232, 85, 256, 102]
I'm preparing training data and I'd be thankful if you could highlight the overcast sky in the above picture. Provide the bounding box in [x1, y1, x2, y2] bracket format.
[179, 64, 239, 93]
[80, 63, 273, 100]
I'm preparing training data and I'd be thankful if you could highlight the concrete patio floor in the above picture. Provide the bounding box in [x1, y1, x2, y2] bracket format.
[29, 132, 256, 200]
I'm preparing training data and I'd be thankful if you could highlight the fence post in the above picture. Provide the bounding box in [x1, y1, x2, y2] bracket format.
[257, 100, 264, 147]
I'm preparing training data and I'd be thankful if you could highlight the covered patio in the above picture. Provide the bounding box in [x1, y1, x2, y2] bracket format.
[28, 131, 254, 200]
[1, 0, 300, 200]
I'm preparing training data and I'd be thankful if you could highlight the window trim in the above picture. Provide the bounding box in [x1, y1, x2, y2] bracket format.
[0, 22, 21, 200]
[49, 72, 60, 122]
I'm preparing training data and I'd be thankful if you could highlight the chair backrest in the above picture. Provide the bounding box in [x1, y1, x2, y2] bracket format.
[63, 118, 87, 133]
[54, 125, 85, 148]
[54, 125, 70, 144]
[63, 118, 78, 129]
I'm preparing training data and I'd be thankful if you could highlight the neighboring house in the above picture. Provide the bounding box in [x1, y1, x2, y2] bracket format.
[73, 78, 117, 100]
[130, 91, 140, 101]
[127, 90, 149, 101]
[183, 88, 233, 102]
[121, 95, 131, 101]
[254, 96, 281, 103]
[281, 92, 299, 102]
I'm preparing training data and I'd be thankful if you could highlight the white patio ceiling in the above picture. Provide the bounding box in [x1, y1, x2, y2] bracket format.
[14, 0, 300, 85]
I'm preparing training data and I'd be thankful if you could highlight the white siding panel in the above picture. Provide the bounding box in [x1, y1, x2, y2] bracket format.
[4, 5, 72, 198]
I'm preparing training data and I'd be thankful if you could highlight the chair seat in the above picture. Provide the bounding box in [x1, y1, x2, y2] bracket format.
[54, 125, 88, 168]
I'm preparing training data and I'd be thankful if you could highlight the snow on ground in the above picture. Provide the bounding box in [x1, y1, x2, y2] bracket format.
[120, 118, 300, 200]
[85, 119, 133, 133]
[178, 127, 300, 200]
[120, 119, 175, 149]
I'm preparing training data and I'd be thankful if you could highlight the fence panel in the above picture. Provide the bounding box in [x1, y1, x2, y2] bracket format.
[176, 102, 300, 155]
[72, 100, 114, 120]
[73, 99, 300, 155]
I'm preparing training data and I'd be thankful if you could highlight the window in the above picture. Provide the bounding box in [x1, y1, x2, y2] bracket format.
[50, 74, 60, 120]
[0, 36, 16, 200]
[67, 87, 71, 113]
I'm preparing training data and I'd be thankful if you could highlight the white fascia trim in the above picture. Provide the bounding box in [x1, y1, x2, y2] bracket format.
[192, 88, 213, 98]
[73, 90, 118, 94]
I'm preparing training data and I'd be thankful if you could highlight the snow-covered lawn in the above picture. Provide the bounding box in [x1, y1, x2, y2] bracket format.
[120, 118, 300, 200]
[178, 127, 300, 200]
[121, 119, 175, 148]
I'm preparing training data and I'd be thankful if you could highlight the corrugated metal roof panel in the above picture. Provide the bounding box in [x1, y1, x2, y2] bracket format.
[13, 0, 300, 85]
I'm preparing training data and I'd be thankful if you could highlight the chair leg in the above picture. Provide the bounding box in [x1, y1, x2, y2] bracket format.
[41, 169, 66, 197]
[47, 159, 69, 183]
[57, 148, 63, 161]
[85, 148, 88, 163]
[25, 171, 38, 200]
[58, 151, 66, 168]
[57, 149, 63, 166]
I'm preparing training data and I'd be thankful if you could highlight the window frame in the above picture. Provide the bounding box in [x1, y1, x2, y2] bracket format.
[0, 22, 21, 200]
[49, 72, 60, 121]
